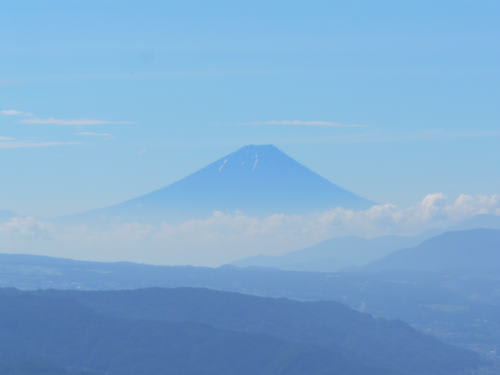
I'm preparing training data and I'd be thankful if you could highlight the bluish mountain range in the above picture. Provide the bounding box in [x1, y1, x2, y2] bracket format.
[231, 215, 500, 273]
[232, 234, 425, 272]
[366, 228, 500, 272]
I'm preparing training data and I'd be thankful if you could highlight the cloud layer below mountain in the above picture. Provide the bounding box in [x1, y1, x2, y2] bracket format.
[1, 193, 499, 266]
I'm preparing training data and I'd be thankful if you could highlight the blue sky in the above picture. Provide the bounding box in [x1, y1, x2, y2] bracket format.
[1, 0, 499, 217]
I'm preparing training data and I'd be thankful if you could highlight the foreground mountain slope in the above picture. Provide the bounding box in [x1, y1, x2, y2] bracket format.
[0, 359, 99, 375]
[41, 287, 480, 375]
[0, 251, 498, 371]
[0, 290, 396, 375]
[233, 235, 424, 272]
[367, 229, 500, 272]
[76, 145, 372, 222]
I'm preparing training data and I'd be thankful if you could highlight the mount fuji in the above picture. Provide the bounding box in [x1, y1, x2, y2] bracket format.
[77, 145, 373, 222]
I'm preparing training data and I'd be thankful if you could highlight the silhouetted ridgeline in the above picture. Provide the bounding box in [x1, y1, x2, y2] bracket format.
[0, 288, 479, 375]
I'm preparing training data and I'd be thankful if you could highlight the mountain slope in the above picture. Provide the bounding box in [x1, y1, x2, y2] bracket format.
[232, 235, 425, 272]
[27, 287, 480, 375]
[76, 145, 372, 222]
[0, 290, 398, 375]
[367, 229, 500, 271]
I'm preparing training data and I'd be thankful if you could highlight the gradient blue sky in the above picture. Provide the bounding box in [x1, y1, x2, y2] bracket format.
[1, 0, 499, 217]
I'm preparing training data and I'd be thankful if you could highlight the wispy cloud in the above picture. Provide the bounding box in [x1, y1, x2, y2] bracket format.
[1, 108, 131, 126]
[1, 108, 124, 147]
[0, 137, 80, 149]
[22, 118, 131, 126]
[77, 131, 112, 137]
[0, 141, 80, 149]
[247, 120, 366, 128]
[0, 109, 30, 116]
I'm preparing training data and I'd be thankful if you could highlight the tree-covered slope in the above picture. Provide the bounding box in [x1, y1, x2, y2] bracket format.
[33, 287, 480, 375]
[0, 290, 401, 375]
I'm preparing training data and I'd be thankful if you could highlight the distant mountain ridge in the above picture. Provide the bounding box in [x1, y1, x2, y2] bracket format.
[366, 228, 500, 271]
[232, 234, 425, 272]
[231, 215, 500, 273]
[73, 145, 372, 222]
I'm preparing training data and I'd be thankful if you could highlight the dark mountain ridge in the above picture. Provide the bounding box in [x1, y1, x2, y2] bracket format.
[0, 291, 384, 375]
[0, 287, 480, 375]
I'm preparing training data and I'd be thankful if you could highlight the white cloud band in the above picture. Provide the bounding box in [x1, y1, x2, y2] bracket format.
[0, 193, 498, 266]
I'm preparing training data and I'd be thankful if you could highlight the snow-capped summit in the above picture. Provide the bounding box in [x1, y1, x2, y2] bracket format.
[77, 145, 373, 222]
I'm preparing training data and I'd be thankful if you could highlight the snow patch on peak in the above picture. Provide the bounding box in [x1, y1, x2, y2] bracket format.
[218, 159, 228, 172]
[252, 155, 260, 171]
